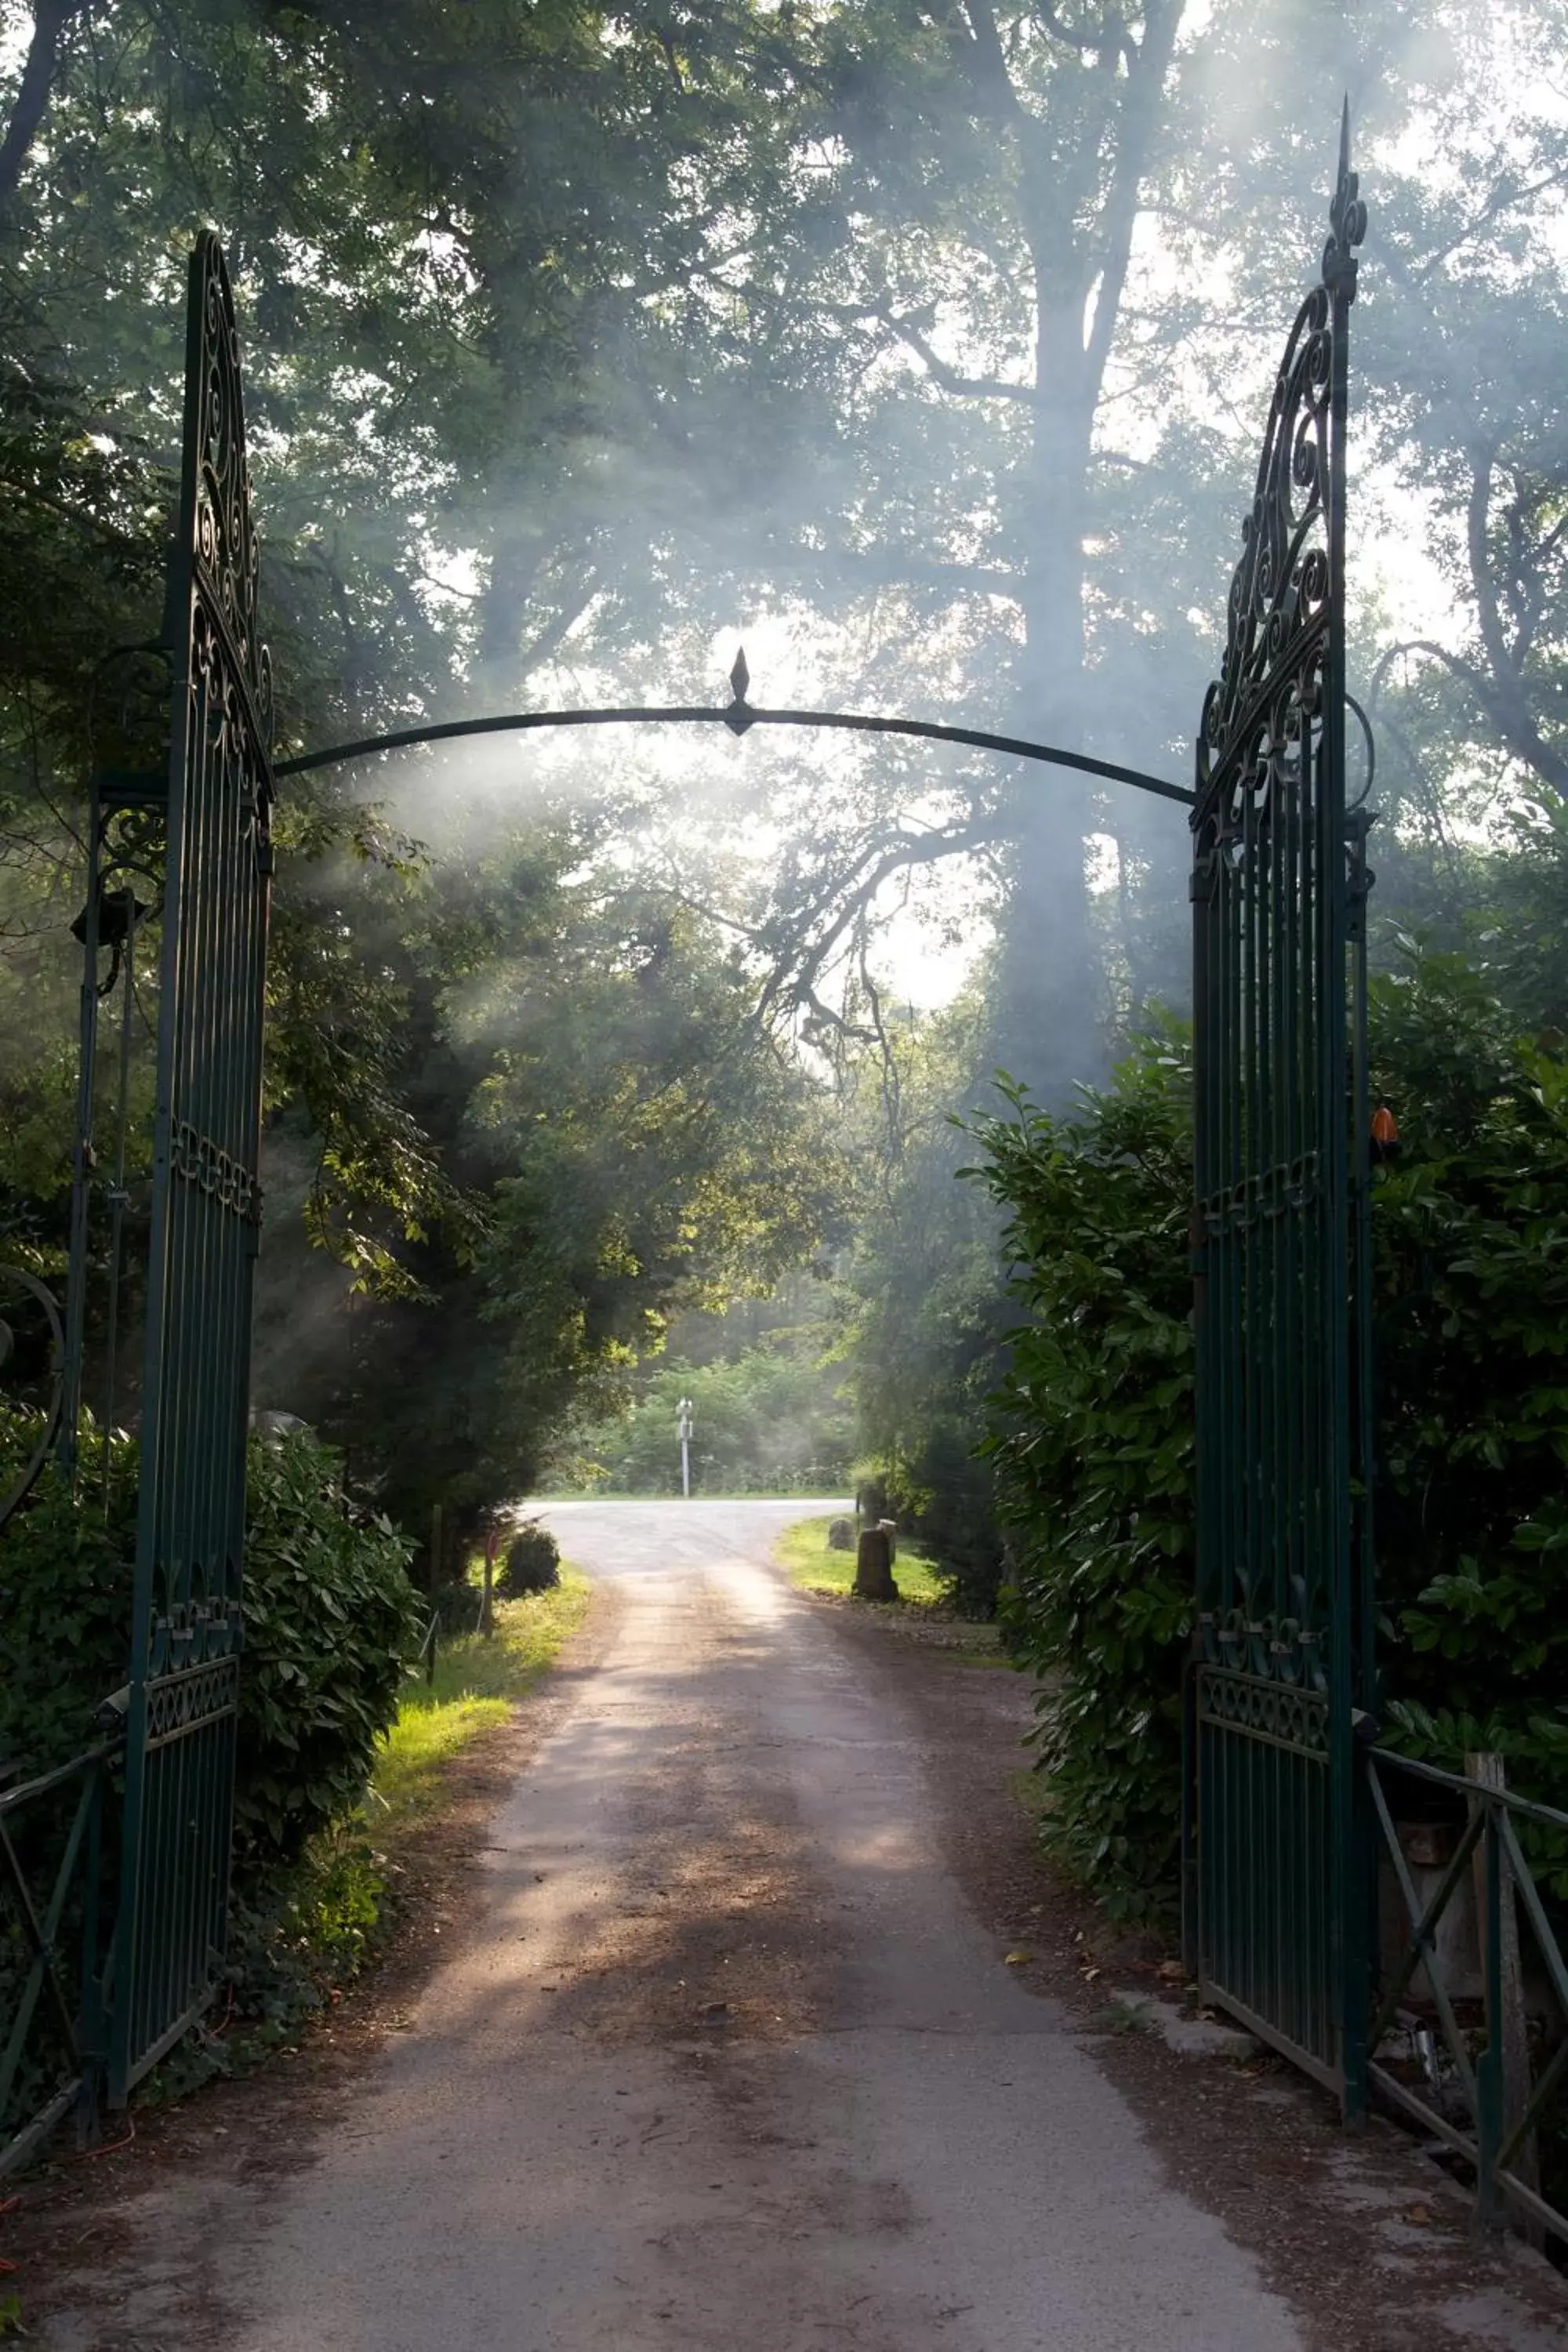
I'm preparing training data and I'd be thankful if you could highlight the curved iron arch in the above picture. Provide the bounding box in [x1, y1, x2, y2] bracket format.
[273, 662, 1194, 809]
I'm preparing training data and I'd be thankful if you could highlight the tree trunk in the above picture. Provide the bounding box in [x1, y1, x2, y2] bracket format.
[994, 311, 1099, 1093]
[0, 2, 89, 220]
[975, 2, 1183, 1097]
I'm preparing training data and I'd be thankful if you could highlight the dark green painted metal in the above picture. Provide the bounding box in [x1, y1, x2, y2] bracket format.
[0, 1737, 121, 2178]
[1186, 118, 1373, 2101]
[107, 234, 274, 2104]
[1365, 1748, 1568, 2247]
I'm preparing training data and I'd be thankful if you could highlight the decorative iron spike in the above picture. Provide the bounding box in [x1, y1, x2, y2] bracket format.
[1323, 96, 1366, 302]
[724, 645, 755, 735]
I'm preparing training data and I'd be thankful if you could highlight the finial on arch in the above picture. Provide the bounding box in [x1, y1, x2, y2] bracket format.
[724, 645, 754, 735]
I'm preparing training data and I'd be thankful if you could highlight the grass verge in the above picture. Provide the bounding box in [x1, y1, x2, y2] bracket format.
[774, 1514, 947, 1606]
[373, 1568, 590, 1825]
[145, 1567, 590, 2106]
[775, 1517, 1010, 1665]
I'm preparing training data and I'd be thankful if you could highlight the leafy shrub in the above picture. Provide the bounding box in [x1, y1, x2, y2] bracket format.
[234, 1429, 420, 1870]
[967, 1036, 1195, 1924]
[1365, 952, 1568, 1881]
[426, 1578, 484, 1635]
[968, 956, 1568, 1920]
[0, 1410, 143, 1777]
[0, 1415, 419, 1878]
[0, 1416, 416, 2136]
[498, 1519, 560, 1596]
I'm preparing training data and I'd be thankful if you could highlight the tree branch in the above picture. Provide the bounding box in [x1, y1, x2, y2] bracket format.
[878, 307, 1040, 405]
[958, 0, 1025, 124]
[0, 2, 93, 219]
[1468, 446, 1519, 692]
[1035, 3, 1138, 68]
[757, 816, 1005, 1026]
[515, 575, 601, 681]
[1370, 633, 1568, 798]
[1414, 161, 1568, 284]
[1083, 1, 1181, 394]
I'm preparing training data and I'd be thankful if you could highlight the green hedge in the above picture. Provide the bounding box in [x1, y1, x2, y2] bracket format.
[969, 956, 1568, 1920]
[967, 1033, 1195, 1922]
[0, 1415, 419, 1878]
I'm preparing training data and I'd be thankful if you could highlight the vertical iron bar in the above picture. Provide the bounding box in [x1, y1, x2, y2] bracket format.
[60, 789, 104, 1487]
[73, 1756, 105, 2149]
[1325, 106, 1367, 2115]
[98, 890, 139, 1504]
[1476, 1802, 1505, 2226]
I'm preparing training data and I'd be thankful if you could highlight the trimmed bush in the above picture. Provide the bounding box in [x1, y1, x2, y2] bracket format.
[234, 1429, 421, 1868]
[0, 1414, 420, 1878]
[967, 1036, 1194, 1926]
[497, 1519, 560, 1596]
[968, 956, 1568, 1922]
[0, 1410, 144, 1781]
[426, 1578, 484, 1635]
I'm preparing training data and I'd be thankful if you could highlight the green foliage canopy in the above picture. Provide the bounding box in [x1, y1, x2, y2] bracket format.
[561, 1341, 851, 1497]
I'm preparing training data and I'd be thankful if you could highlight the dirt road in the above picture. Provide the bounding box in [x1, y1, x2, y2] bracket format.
[31, 1502, 1565, 2350]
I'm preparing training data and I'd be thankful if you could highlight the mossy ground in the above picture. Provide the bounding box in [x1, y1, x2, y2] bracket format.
[373, 1568, 590, 1824]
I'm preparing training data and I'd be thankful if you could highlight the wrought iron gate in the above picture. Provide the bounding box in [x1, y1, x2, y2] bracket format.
[107, 235, 274, 2101]
[1185, 122, 1373, 2100]
[5, 128, 1378, 2158]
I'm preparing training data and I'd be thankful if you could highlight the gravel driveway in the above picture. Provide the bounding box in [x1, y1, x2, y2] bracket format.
[29, 1501, 1567, 2350]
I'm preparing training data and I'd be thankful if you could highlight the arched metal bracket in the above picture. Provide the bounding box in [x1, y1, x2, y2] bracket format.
[274, 648, 1194, 808]
[1345, 691, 1377, 812]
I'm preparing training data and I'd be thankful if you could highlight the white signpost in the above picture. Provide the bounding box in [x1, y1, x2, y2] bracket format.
[677, 1397, 693, 1498]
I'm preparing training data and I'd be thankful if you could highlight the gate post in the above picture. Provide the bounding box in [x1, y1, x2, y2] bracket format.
[109, 235, 274, 2102]
[1188, 114, 1372, 2104]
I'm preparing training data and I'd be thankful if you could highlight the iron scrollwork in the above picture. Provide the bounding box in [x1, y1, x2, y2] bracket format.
[187, 239, 273, 750]
[1195, 121, 1367, 846]
[1190, 118, 1369, 1647]
[1196, 1664, 1330, 1756]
